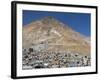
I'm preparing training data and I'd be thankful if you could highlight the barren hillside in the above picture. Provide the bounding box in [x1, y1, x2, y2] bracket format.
[22, 16, 90, 56]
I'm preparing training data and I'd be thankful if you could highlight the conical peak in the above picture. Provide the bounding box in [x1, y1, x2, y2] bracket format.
[41, 16, 59, 24]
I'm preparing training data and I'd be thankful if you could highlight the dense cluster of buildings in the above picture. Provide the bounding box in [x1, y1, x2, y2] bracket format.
[22, 47, 91, 70]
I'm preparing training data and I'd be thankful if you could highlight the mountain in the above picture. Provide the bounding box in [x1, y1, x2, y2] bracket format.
[22, 16, 90, 56]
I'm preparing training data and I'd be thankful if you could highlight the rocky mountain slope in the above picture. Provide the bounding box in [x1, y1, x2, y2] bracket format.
[22, 16, 90, 56]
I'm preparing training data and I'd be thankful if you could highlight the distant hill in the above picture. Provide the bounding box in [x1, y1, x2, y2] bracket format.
[22, 16, 90, 56]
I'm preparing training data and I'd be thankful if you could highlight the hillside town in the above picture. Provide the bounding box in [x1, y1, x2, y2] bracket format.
[22, 45, 91, 69]
[22, 17, 91, 70]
